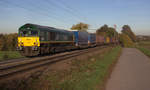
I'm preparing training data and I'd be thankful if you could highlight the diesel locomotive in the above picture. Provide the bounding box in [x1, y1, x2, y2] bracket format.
[17, 23, 118, 56]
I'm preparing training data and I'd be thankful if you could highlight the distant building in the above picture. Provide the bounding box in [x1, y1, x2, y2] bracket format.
[137, 35, 150, 41]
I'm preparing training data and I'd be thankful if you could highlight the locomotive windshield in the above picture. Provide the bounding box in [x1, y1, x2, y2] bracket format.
[20, 30, 38, 37]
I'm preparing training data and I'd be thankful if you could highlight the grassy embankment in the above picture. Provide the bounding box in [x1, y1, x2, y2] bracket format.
[0, 51, 23, 61]
[28, 46, 122, 90]
[136, 41, 150, 57]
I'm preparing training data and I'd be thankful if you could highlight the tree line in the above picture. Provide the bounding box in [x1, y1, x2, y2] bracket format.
[0, 33, 18, 51]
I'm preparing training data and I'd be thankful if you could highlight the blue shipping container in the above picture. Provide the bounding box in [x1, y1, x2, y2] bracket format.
[88, 33, 96, 44]
[73, 31, 89, 46]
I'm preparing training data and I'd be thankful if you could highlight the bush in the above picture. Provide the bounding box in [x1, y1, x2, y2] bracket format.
[3, 53, 8, 59]
[0, 33, 18, 51]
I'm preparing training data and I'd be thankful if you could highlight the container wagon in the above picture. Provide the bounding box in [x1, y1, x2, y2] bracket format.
[96, 34, 105, 45]
[88, 33, 96, 47]
[73, 31, 89, 48]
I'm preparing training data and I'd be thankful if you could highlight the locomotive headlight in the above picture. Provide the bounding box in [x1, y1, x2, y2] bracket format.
[20, 42, 24, 46]
[34, 39, 38, 46]
[33, 42, 38, 46]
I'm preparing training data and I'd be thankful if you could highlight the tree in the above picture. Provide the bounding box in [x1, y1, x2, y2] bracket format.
[7, 33, 18, 50]
[0, 34, 4, 51]
[71, 22, 89, 31]
[119, 33, 135, 47]
[1, 34, 8, 51]
[107, 27, 118, 38]
[0, 33, 18, 51]
[96, 24, 109, 36]
[121, 25, 136, 42]
[96, 24, 118, 38]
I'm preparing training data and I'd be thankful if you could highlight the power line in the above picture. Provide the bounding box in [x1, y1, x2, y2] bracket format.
[56, 0, 88, 22]
[54, 0, 97, 29]
[0, 0, 67, 28]
[0, 0, 93, 30]
[44, 0, 83, 22]
[21, 0, 82, 26]
[24, 0, 74, 23]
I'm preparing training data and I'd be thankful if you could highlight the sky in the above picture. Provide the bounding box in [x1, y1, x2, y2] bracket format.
[0, 0, 150, 35]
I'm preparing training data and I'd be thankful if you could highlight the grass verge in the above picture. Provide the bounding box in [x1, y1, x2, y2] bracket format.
[37, 46, 122, 90]
[137, 47, 150, 57]
[63, 46, 121, 90]
[136, 41, 150, 57]
[2, 46, 121, 90]
[0, 51, 23, 61]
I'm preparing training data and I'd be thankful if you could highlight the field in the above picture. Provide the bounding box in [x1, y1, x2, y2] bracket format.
[137, 41, 150, 57]
[138, 41, 150, 49]
[0, 51, 24, 61]
[19, 46, 122, 90]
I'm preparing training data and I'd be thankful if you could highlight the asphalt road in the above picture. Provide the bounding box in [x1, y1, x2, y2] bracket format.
[106, 48, 150, 90]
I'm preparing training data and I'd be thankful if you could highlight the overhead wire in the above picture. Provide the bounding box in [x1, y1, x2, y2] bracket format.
[24, 0, 75, 23]
[44, 0, 83, 22]
[0, 0, 67, 28]
[53, 0, 98, 32]
[55, 0, 88, 22]
[0, 0, 96, 30]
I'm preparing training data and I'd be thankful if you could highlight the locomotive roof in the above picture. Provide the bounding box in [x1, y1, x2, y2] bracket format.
[19, 23, 72, 34]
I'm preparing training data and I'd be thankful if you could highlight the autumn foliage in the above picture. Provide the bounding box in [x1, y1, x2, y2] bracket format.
[96, 24, 118, 38]
[122, 25, 136, 42]
[119, 33, 135, 47]
[71, 22, 89, 31]
[0, 33, 18, 51]
[119, 25, 136, 47]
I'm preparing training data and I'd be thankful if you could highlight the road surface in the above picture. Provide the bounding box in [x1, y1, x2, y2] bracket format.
[106, 48, 150, 90]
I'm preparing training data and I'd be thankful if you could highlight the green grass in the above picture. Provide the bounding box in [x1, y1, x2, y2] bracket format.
[138, 41, 150, 45]
[137, 47, 150, 57]
[136, 41, 150, 57]
[137, 41, 150, 48]
[0, 51, 24, 60]
[0, 46, 122, 90]
[47, 46, 122, 90]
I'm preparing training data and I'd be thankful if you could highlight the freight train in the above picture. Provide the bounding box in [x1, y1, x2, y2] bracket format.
[17, 23, 118, 56]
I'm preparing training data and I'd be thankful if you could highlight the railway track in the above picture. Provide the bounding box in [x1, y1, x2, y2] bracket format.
[0, 58, 28, 65]
[0, 46, 107, 81]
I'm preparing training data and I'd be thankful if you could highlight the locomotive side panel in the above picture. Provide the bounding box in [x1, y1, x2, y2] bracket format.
[39, 27, 74, 54]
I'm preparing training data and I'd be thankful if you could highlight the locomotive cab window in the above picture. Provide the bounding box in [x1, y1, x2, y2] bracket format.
[29, 30, 38, 36]
[20, 31, 28, 37]
[20, 30, 38, 37]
